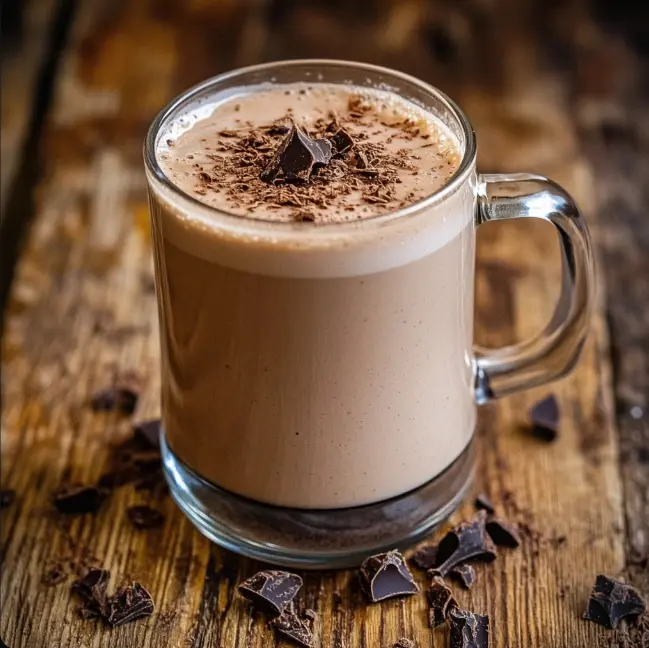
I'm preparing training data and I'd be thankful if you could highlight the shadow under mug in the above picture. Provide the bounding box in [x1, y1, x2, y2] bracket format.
[144, 60, 595, 568]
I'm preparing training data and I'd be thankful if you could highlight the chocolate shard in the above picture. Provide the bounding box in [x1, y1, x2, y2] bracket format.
[450, 564, 477, 589]
[413, 544, 438, 570]
[449, 608, 490, 648]
[393, 639, 415, 648]
[106, 582, 155, 626]
[238, 570, 303, 615]
[53, 484, 108, 515]
[427, 575, 458, 628]
[42, 562, 67, 586]
[132, 419, 161, 449]
[583, 574, 646, 629]
[260, 124, 332, 183]
[360, 550, 419, 602]
[271, 610, 314, 647]
[329, 127, 355, 156]
[486, 519, 521, 548]
[0, 489, 15, 509]
[434, 511, 498, 576]
[127, 505, 165, 529]
[91, 385, 139, 415]
[72, 568, 111, 618]
[529, 395, 560, 441]
[474, 493, 495, 515]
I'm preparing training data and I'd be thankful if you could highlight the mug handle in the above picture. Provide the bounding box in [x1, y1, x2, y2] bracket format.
[473, 173, 596, 404]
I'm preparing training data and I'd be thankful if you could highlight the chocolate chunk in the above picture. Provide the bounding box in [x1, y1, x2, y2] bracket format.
[329, 127, 355, 155]
[474, 493, 495, 515]
[72, 568, 111, 618]
[42, 561, 67, 586]
[529, 395, 560, 441]
[583, 574, 646, 629]
[413, 544, 438, 570]
[434, 512, 497, 576]
[450, 564, 477, 589]
[53, 484, 108, 514]
[260, 124, 332, 183]
[393, 639, 415, 648]
[132, 419, 161, 449]
[449, 608, 490, 648]
[360, 550, 419, 602]
[0, 489, 15, 509]
[427, 575, 458, 628]
[271, 610, 313, 647]
[106, 582, 155, 626]
[127, 505, 165, 529]
[91, 385, 139, 415]
[486, 519, 521, 548]
[238, 570, 303, 615]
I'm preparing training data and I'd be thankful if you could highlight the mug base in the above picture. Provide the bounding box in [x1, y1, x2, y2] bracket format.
[161, 433, 475, 569]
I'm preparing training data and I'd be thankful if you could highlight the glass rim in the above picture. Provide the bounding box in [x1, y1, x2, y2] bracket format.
[144, 58, 477, 235]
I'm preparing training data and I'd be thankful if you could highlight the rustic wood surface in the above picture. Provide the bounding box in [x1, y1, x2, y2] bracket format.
[1, 1, 647, 647]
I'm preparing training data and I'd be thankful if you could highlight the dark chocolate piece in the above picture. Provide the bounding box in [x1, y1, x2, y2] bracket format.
[132, 419, 161, 449]
[0, 489, 15, 509]
[329, 127, 355, 155]
[583, 574, 646, 629]
[106, 582, 155, 626]
[434, 511, 498, 576]
[427, 575, 458, 628]
[72, 568, 110, 618]
[449, 608, 490, 648]
[91, 385, 139, 415]
[127, 505, 165, 529]
[42, 562, 67, 586]
[486, 519, 521, 548]
[360, 550, 419, 602]
[529, 395, 560, 441]
[413, 545, 438, 570]
[271, 610, 314, 647]
[238, 570, 303, 615]
[261, 124, 332, 183]
[53, 484, 108, 514]
[450, 564, 477, 589]
[393, 639, 415, 648]
[474, 493, 495, 515]
[266, 124, 291, 136]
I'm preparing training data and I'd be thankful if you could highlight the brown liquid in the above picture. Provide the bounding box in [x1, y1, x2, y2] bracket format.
[150, 84, 476, 509]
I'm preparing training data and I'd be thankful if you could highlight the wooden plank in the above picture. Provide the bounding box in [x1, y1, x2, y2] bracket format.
[0, 1, 638, 647]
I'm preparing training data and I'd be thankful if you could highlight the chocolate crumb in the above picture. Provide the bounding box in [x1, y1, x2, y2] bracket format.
[529, 395, 560, 442]
[132, 419, 161, 450]
[0, 489, 15, 509]
[127, 505, 165, 529]
[42, 561, 67, 586]
[53, 484, 108, 515]
[91, 383, 139, 415]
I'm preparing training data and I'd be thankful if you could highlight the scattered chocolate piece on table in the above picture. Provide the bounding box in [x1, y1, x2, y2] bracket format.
[583, 574, 646, 629]
[106, 582, 155, 626]
[393, 639, 415, 648]
[0, 489, 15, 509]
[412, 544, 438, 570]
[449, 607, 490, 648]
[127, 505, 165, 529]
[91, 384, 139, 415]
[132, 419, 161, 449]
[72, 568, 111, 618]
[360, 550, 419, 602]
[474, 493, 495, 515]
[529, 395, 560, 442]
[450, 564, 477, 589]
[53, 484, 108, 515]
[486, 519, 521, 548]
[42, 561, 67, 586]
[434, 511, 498, 576]
[238, 570, 303, 615]
[271, 610, 314, 647]
[427, 574, 458, 628]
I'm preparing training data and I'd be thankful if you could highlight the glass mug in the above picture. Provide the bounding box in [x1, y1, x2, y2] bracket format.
[144, 60, 594, 568]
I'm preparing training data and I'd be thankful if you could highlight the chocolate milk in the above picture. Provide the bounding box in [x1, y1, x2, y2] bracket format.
[149, 84, 476, 509]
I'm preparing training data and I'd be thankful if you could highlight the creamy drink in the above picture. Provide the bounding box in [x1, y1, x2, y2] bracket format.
[149, 83, 475, 509]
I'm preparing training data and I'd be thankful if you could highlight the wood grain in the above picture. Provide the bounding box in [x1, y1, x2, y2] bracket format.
[0, 1, 645, 647]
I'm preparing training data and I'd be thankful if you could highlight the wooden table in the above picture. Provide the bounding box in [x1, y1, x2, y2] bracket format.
[1, 1, 647, 647]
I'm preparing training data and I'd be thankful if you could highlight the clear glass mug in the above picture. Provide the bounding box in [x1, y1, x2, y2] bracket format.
[144, 60, 595, 568]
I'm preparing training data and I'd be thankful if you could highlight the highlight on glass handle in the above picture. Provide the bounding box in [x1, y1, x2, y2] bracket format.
[473, 173, 596, 404]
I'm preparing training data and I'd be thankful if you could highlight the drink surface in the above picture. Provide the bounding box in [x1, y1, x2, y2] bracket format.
[149, 82, 475, 509]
